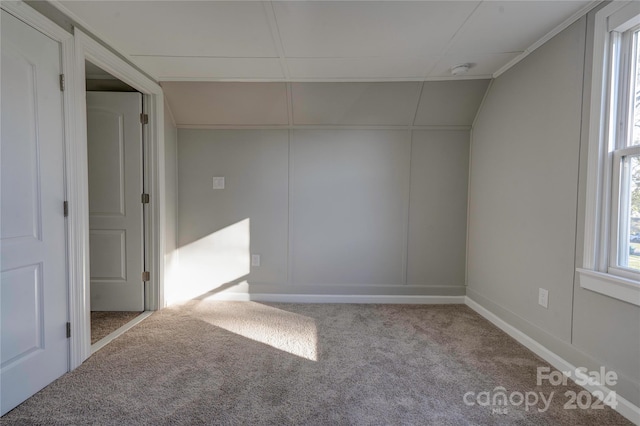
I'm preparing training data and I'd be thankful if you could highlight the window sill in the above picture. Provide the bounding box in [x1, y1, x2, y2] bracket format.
[577, 268, 640, 307]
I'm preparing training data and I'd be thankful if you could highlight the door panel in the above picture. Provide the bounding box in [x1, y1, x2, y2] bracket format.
[0, 264, 43, 363]
[87, 109, 126, 215]
[89, 230, 126, 280]
[1, 10, 68, 415]
[87, 91, 144, 311]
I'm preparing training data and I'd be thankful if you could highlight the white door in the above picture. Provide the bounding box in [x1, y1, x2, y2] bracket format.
[1, 10, 68, 415]
[87, 91, 144, 311]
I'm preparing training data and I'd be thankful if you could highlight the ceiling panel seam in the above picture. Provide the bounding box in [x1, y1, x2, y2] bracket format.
[263, 1, 290, 80]
[426, 0, 484, 79]
[286, 82, 294, 126]
[411, 82, 426, 127]
[48, 0, 600, 82]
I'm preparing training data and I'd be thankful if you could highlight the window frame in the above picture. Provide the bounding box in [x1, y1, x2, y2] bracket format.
[579, 1, 640, 307]
[608, 24, 640, 279]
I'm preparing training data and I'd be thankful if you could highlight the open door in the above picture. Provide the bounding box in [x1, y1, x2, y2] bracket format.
[1, 10, 69, 414]
[87, 92, 145, 311]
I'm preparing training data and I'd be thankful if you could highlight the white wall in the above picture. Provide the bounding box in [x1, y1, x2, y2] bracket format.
[175, 127, 470, 301]
[163, 100, 179, 305]
[177, 130, 289, 301]
[169, 81, 486, 302]
[408, 130, 469, 287]
[290, 129, 410, 287]
[467, 15, 640, 407]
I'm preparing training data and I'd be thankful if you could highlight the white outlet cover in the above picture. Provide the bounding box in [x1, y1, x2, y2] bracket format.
[251, 254, 261, 267]
[212, 176, 225, 189]
[538, 288, 549, 308]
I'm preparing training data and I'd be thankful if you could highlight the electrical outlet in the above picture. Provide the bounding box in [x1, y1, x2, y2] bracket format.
[538, 288, 549, 309]
[212, 176, 225, 189]
[251, 254, 261, 267]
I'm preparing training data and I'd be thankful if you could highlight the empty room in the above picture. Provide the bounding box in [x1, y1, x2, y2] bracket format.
[1, 0, 639, 424]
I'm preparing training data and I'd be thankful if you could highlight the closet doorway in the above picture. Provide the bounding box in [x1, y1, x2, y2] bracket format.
[85, 61, 146, 347]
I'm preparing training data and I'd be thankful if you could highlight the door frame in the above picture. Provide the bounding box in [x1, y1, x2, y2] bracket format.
[2, 2, 166, 369]
[71, 30, 166, 366]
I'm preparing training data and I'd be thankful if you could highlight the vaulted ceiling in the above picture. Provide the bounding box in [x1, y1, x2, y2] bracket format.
[54, 1, 596, 82]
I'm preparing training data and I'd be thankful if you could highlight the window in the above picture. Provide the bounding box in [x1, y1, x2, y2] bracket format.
[579, 2, 640, 306]
[609, 23, 640, 278]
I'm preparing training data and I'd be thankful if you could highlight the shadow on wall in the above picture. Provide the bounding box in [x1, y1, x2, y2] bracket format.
[167, 218, 252, 305]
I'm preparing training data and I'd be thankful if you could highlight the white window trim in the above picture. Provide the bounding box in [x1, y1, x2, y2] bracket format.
[580, 1, 640, 307]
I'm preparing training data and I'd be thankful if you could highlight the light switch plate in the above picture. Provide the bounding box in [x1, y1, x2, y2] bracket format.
[212, 176, 225, 189]
[251, 254, 261, 267]
[538, 288, 549, 309]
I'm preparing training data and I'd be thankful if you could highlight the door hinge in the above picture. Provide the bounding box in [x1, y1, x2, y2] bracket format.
[63, 201, 69, 217]
[141, 193, 150, 204]
[142, 271, 150, 282]
[66, 322, 71, 338]
[140, 113, 149, 125]
[59, 74, 65, 91]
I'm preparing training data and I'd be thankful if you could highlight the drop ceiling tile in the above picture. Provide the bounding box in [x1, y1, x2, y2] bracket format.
[162, 82, 288, 126]
[59, 1, 278, 57]
[274, 1, 480, 58]
[132, 56, 284, 80]
[291, 82, 422, 126]
[414, 80, 490, 126]
[287, 57, 435, 80]
[447, 1, 591, 54]
[428, 52, 521, 78]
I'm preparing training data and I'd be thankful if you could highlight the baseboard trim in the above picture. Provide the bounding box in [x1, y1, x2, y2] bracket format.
[465, 296, 640, 425]
[91, 311, 153, 354]
[203, 292, 466, 304]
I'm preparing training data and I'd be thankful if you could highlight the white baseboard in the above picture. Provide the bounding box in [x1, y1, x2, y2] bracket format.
[91, 311, 153, 354]
[203, 292, 466, 304]
[465, 296, 640, 425]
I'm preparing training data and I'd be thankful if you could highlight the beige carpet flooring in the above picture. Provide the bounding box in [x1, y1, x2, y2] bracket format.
[91, 311, 143, 344]
[2, 302, 632, 425]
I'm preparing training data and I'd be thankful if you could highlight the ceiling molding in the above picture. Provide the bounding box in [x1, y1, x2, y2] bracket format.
[174, 124, 472, 131]
[493, 0, 601, 78]
[157, 75, 494, 83]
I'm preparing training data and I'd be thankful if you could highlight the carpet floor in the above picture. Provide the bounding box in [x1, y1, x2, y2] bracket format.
[2, 301, 632, 425]
[91, 311, 143, 344]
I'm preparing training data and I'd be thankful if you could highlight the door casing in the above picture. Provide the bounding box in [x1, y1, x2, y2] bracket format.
[72, 29, 166, 365]
[1, 2, 166, 370]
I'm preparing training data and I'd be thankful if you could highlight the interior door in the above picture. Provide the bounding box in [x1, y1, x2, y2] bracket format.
[1, 10, 68, 415]
[87, 91, 145, 311]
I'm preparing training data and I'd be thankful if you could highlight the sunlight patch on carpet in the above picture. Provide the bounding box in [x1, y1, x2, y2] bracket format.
[196, 301, 318, 361]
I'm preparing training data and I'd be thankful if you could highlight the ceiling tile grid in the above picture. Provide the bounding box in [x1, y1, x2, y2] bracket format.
[56, 0, 595, 82]
[272, 1, 480, 58]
